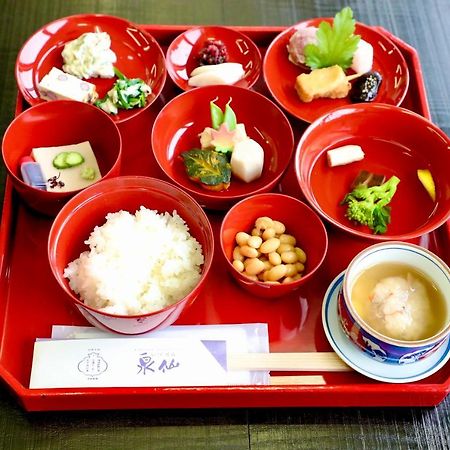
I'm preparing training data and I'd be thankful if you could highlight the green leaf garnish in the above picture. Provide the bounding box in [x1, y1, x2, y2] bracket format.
[304, 7, 361, 70]
[181, 149, 231, 186]
[210, 101, 224, 130]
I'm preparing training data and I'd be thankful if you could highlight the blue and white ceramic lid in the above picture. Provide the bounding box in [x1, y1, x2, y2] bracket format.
[322, 272, 450, 384]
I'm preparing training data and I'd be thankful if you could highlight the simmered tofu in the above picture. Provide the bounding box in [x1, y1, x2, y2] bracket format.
[31, 141, 101, 192]
[230, 138, 264, 183]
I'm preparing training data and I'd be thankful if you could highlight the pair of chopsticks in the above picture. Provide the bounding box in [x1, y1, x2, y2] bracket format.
[228, 352, 351, 386]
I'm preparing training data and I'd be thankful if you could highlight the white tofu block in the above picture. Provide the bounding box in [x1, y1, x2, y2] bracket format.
[32, 141, 102, 192]
[38, 67, 98, 103]
[327, 145, 365, 167]
[231, 138, 264, 183]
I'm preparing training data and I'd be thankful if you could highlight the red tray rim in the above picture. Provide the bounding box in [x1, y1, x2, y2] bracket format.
[0, 24, 448, 412]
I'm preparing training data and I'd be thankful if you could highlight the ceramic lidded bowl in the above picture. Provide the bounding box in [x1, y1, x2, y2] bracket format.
[295, 103, 450, 240]
[220, 193, 328, 298]
[48, 176, 214, 335]
[151, 84, 294, 210]
[339, 242, 450, 364]
[2, 100, 122, 216]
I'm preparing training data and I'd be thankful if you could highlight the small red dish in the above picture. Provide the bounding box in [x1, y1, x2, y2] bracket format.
[48, 176, 214, 335]
[2, 100, 122, 216]
[166, 26, 262, 91]
[220, 193, 328, 298]
[295, 103, 450, 241]
[263, 20, 409, 123]
[15, 14, 166, 123]
[151, 84, 294, 210]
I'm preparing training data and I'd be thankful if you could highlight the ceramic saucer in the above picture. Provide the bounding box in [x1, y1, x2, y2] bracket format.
[322, 271, 450, 383]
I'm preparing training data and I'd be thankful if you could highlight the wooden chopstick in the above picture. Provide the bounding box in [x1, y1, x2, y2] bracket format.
[346, 72, 364, 81]
[269, 375, 326, 385]
[228, 352, 351, 372]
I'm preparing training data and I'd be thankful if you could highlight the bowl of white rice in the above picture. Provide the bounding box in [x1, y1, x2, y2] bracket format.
[48, 175, 214, 334]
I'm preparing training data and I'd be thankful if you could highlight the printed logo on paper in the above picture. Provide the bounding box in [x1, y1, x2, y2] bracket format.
[77, 350, 108, 378]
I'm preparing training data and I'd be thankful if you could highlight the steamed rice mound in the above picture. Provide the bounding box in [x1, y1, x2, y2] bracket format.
[63, 207, 204, 315]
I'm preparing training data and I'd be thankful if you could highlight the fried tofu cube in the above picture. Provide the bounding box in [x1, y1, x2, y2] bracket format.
[295, 65, 351, 102]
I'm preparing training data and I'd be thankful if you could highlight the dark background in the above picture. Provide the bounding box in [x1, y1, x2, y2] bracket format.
[0, 1, 448, 448]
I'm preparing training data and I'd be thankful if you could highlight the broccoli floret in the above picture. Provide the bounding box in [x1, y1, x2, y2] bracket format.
[341, 176, 400, 234]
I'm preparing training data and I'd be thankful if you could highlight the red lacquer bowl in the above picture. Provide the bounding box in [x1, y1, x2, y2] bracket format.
[220, 193, 328, 298]
[2, 100, 122, 216]
[151, 84, 294, 210]
[295, 103, 450, 241]
[48, 176, 214, 335]
[15, 14, 167, 123]
[263, 20, 409, 123]
[166, 26, 262, 90]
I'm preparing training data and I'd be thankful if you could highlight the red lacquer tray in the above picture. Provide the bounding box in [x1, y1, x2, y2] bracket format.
[0, 25, 449, 412]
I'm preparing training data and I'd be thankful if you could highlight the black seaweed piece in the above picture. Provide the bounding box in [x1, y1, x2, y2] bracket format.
[350, 71, 383, 103]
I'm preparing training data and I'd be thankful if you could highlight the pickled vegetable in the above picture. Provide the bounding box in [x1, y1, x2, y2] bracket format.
[417, 169, 436, 202]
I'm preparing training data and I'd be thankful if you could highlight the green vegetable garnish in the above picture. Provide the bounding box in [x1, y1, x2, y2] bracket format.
[114, 67, 126, 79]
[96, 68, 152, 114]
[80, 167, 96, 180]
[223, 101, 237, 131]
[341, 176, 400, 234]
[210, 101, 224, 130]
[304, 7, 361, 70]
[181, 149, 231, 187]
[209, 99, 237, 131]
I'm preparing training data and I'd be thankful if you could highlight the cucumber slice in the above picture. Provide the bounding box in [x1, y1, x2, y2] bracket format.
[65, 152, 85, 167]
[52, 152, 70, 169]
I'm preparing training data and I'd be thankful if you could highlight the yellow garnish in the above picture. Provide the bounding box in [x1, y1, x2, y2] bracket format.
[417, 169, 436, 202]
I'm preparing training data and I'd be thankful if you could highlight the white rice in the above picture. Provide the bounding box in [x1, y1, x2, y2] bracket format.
[63, 206, 204, 315]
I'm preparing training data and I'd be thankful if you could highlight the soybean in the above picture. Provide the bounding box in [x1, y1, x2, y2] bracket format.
[262, 228, 276, 240]
[232, 260, 244, 272]
[281, 251, 298, 264]
[277, 243, 294, 254]
[247, 235, 263, 249]
[230, 216, 307, 285]
[244, 258, 265, 275]
[233, 246, 244, 262]
[255, 216, 274, 232]
[295, 247, 307, 264]
[267, 264, 287, 281]
[273, 220, 286, 235]
[279, 234, 296, 245]
[268, 251, 282, 266]
[240, 245, 258, 258]
[236, 232, 250, 246]
[260, 238, 280, 254]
